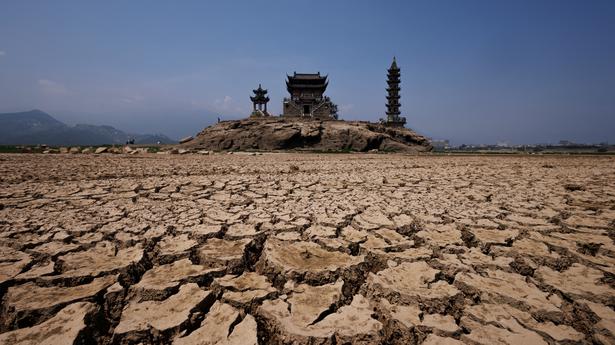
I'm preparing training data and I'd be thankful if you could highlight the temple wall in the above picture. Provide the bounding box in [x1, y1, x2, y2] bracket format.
[282, 101, 302, 117]
[312, 102, 332, 118]
[282, 99, 332, 118]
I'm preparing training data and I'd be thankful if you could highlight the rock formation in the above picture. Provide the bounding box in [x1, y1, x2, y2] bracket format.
[181, 117, 431, 152]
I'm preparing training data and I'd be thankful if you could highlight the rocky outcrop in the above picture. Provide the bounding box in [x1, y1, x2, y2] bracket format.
[181, 117, 431, 152]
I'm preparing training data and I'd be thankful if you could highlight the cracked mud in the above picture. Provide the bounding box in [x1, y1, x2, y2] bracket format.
[0, 153, 614, 344]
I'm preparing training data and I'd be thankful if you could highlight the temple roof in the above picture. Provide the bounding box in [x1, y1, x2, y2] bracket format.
[250, 95, 269, 102]
[289, 72, 327, 80]
[287, 72, 328, 85]
[252, 83, 268, 95]
[286, 72, 328, 94]
[251, 83, 269, 103]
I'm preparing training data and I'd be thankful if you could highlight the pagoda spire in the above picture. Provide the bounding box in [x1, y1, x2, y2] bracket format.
[382, 57, 406, 127]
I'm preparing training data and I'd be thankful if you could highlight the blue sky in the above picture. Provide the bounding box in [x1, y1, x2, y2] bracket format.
[1, 0, 614, 144]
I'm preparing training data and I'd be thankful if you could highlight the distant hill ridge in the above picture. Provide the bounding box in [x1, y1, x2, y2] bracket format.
[0, 110, 175, 146]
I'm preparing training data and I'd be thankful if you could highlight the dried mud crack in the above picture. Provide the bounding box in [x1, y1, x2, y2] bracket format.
[0, 153, 614, 344]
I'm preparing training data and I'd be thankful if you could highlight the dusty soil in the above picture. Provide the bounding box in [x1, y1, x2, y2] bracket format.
[0, 153, 614, 344]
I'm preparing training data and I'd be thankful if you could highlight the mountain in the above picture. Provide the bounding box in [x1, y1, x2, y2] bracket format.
[0, 110, 176, 146]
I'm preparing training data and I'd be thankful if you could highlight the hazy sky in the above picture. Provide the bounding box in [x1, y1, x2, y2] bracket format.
[1, 0, 614, 144]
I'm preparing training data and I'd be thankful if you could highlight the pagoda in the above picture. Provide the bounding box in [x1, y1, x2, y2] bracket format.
[381, 57, 406, 127]
[282, 72, 338, 119]
[250, 84, 270, 117]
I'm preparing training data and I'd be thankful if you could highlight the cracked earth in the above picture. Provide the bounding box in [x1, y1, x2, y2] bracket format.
[0, 153, 614, 344]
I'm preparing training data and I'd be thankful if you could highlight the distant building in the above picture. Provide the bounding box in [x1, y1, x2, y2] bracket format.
[381, 57, 406, 127]
[559, 140, 575, 146]
[431, 139, 450, 149]
[282, 72, 338, 119]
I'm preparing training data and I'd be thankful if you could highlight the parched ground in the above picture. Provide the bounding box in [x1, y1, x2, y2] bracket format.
[0, 153, 614, 345]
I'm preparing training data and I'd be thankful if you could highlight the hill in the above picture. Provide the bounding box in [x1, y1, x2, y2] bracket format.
[181, 117, 431, 152]
[0, 110, 175, 146]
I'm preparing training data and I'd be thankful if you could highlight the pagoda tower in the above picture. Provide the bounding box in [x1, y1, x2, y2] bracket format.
[250, 84, 270, 117]
[382, 57, 406, 127]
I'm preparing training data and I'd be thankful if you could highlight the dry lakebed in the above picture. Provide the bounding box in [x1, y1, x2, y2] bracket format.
[0, 153, 614, 344]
